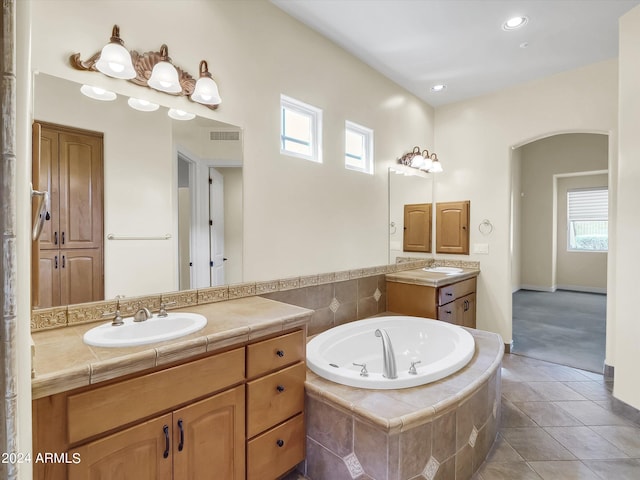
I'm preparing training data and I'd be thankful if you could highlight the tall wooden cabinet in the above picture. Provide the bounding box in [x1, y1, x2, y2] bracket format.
[32, 122, 104, 308]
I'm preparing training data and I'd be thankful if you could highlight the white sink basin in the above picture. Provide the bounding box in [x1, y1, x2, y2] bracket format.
[423, 266, 464, 275]
[83, 312, 208, 348]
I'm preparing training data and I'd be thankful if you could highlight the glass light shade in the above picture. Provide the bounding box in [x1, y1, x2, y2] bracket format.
[80, 84, 117, 101]
[410, 154, 425, 168]
[95, 42, 136, 80]
[191, 76, 222, 105]
[148, 61, 181, 93]
[168, 108, 195, 121]
[127, 97, 160, 112]
[429, 159, 443, 173]
[419, 157, 433, 171]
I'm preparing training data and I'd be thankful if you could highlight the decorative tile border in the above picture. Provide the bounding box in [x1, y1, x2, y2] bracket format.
[30, 259, 477, 332]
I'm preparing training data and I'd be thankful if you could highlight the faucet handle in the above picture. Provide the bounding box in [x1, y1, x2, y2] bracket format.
[408, 360, 422, 375]
[158, 301, 177, 317]
[103, 309, 124, 326]
[353, 362, 369, 377]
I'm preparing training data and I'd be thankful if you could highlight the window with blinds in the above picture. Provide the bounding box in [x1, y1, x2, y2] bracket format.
[567, 187, 608, 251]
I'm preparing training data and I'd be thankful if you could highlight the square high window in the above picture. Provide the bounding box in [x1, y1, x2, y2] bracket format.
[567, 187, 608, 252]
[345, 121, 374, 174]
[280, 95, 322, 163]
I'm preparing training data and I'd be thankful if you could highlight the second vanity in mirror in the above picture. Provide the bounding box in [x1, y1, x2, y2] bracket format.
[32, 73, 244, 309]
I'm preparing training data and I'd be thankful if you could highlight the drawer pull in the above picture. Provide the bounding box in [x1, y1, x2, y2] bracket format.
[276, 384, 286, 393]
[276, 349, 285, 357]
[163, 425, 170, 459]
[446, 292, 453, 297]
[276, 439, 285, 447]
[178, 419, 184, 452]
[445, 310, 452, 314]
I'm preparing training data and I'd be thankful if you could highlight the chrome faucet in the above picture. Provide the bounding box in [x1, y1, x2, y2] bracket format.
[133, 307, 153, 322]
[375, 328, 398, 379]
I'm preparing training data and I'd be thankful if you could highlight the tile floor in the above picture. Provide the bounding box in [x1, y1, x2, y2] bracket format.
[284, 353, 640, 480]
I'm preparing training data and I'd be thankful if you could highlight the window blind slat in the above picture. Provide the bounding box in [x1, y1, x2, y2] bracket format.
[568, 188, 608, 221]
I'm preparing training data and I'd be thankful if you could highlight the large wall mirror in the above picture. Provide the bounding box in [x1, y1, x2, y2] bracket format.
[32, 73, 243, 309]
[388, 168, 434, 263]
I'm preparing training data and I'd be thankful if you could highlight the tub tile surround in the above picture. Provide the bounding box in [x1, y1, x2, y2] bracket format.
[302, 328, 503, 480]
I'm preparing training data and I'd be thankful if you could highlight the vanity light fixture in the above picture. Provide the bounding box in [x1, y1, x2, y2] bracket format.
[70, 25, 222, 109]
[398, 146, 443, 173]
[168, 108, 195, 121]
[80, 84, 117, 101]
[191, 61, 222, 105]
[127, 97, 160, 112]
[94, 25, 136, 79]
[147, 44, 182, 94]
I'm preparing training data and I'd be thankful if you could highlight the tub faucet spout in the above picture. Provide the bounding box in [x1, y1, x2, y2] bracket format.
[375, 328, 397, 379]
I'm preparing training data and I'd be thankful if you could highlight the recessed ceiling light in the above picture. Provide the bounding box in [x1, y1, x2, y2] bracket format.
[431, 84, 447, 92]
[80, 84, 116, 101]
[503, 16, 528, 31]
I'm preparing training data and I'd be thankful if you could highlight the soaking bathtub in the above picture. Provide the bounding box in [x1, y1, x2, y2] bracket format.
[306, 315, 475, 389]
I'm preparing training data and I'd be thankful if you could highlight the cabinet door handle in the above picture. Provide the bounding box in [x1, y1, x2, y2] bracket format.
[54, 255, 58, 269]
[163, 425, 170, 459]
[276, 439, 285, 448]
[62, 255, 65, 268]
[276, 385, 285, 393]
[61, 231, 65, 245]
[276, 350, 285, 358]
[54, 231, 58, 245]
[177, 419, 184, 452]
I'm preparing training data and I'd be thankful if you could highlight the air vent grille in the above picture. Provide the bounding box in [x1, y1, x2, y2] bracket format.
[210, 131, 240, 141]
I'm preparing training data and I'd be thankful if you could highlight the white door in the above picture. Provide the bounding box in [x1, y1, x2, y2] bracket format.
[209, 168, 225, 285]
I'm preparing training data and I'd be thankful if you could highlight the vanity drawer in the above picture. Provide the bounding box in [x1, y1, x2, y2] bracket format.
[67, 347, 245, 444]
[246, 329, 304, 379]
[438, 277, 476, 306]
[246, 362, 305, 438]
[247, 413, 305, 480]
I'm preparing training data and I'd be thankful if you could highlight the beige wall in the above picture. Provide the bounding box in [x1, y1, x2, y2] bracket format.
[218, 167, 243, 284]
[518, 133, 608, 291]
[28, 0, 434, 283]
[434, 60, 618, 348]
[614, 4, 640, 408]
[510, 147, 522, 292]
[556, 174, 608, 292]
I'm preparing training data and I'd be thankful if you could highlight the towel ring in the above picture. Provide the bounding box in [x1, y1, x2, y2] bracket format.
[479, 219, 493, 235]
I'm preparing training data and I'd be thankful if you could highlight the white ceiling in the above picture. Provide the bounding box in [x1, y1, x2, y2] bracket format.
[271, 0, 640, 107]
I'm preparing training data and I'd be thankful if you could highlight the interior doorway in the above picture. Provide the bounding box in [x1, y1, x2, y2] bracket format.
[511, 132, 608, 373]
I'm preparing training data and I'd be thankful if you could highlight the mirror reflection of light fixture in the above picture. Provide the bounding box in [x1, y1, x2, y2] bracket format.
[128, 97, 160, 112]
[80, 84, 117, 101]
[398, 146, 443, 173]
[190, 61, 222, 105]
[71, 25, 221, 110]
[147, 45, 181, 93]
[94, 25, 136, 80]
[168, 108, 195, 121]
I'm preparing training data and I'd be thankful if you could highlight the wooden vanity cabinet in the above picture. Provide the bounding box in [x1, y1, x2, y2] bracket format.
[32, 329, 307, 480]
[387, 277, 477, 328]
[246, 330, 306, 480]
[435, 201, 470, 255]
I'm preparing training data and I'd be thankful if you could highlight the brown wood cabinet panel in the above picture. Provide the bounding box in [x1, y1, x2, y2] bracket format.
[32, 122, 104, 307]
[173, 386, 246, 480]
[67, 348, 245, 444]
[247, 413, 305, 480]
[403, 203, 432, 252]
[37, 250, 60, 309]
[68, 413, 173, 480]
[386, 281, 438, 318]
[246, 330, 305, 379]
[436, 201, 470, 254]
[438, 277, 476, 306]
[246, 362, 305, 438]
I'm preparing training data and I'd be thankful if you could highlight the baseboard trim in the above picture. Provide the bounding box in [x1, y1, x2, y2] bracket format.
[519, 284, 557, 293]
[604, 363, 614, 378]
[557, 285, 607, 295]
[504, 342, 512, 354]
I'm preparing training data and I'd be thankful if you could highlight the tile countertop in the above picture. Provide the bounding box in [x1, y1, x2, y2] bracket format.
[31, 296, 313, 400]
[385, 267, 480, 287]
